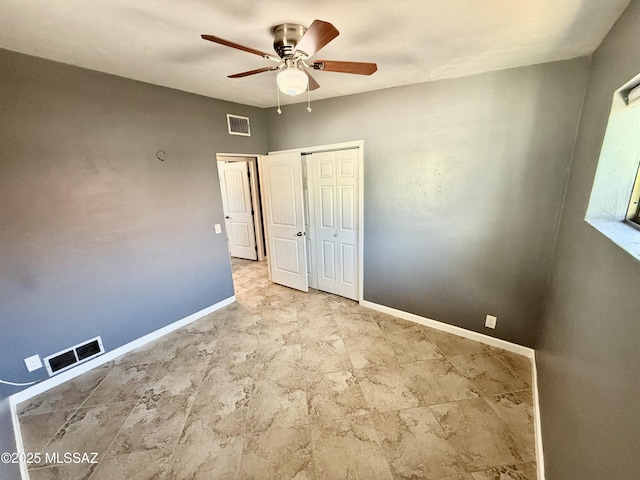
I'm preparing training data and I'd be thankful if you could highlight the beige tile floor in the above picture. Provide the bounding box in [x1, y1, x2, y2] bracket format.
[18, 258, 537, 480]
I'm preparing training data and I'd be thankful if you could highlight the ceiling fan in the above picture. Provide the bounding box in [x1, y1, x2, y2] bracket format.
[201, 20, 377, 104]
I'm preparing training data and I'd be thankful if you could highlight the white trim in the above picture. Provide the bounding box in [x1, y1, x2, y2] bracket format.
[267, 140, 364, 156]
[268, 140, 365, 302]
[247, 159, 265, 262]
[358, 143, 364, 303]
[9, 296, 235, 480]
[216, 153, 264, 159]
[360, 300, 534, 358]
[531, 351, 546, 480]
[10, 400, 29, 480]
[257, 155, 273, 281]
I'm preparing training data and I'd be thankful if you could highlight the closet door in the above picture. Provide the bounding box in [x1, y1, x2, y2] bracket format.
[312, 149, 359, 300]
[335, 149, 359, 300]
[302, 158, 318, 289]
[260, 152, 308, 292]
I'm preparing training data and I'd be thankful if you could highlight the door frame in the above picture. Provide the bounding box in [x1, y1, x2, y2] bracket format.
[267, 140, 364, 303]
[216, 153, 266, 261]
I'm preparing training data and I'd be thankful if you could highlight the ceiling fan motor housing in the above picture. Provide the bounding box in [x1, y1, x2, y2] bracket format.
[272, 23, 307, 58]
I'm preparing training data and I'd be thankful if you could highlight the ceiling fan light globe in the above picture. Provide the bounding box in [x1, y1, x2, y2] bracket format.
[277, 68, 308, 96]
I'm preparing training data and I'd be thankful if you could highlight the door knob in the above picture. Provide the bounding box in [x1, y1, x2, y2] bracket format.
[225, 216, 230, 219]
[296, 232, 303, 237]
[333, 234, 338, 237]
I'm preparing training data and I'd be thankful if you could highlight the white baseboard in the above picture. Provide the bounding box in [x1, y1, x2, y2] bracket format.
[9, 399, 29, 480]
[360, 300, 534, 358]
[360, 299, 544, 478]
[9, 296, 235, 480]
[531, 351, 546, 480]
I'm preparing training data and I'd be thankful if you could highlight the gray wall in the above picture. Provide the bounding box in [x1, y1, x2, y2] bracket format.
[535, 1, 640, 478]
[267, 58, 590, 347]
[0, 48, 267, 473]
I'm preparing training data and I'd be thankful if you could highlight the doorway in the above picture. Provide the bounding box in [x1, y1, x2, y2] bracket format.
[216, 155, 266, 261]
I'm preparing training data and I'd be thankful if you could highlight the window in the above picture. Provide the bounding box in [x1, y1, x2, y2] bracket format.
[624, 82, 640, 228]
[627, 164, 640, 227]
[585, 74, 640, 261]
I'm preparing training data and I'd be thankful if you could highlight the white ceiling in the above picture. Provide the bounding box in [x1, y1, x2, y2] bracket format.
[0, 0, 631, 108]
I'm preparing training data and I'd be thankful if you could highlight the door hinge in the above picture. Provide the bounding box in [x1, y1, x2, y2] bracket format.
[251, 210, 255, 215]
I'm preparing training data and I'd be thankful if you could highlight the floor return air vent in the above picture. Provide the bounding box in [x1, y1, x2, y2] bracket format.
[43, 336, 105, 376]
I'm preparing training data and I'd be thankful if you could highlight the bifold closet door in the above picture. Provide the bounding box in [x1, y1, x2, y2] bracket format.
[311, 149, 359, 300]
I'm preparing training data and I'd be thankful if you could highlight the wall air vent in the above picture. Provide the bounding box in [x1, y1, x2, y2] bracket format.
[227, 114, 251, 136]
[43, 336, 105, 376]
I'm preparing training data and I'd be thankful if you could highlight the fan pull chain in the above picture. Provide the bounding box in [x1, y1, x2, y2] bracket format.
[306, 83, 312, 112]
[276, 85, 282, 114]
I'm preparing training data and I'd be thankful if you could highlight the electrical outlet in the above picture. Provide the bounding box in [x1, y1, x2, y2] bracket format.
[485, 315, 497, 329]
[24, 354, 42, 372]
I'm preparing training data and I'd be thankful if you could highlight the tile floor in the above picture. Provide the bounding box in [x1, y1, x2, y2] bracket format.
[18, 258, 537, 479]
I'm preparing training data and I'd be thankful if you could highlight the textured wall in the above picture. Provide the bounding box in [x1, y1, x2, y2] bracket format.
[0, 48, 267, 468]
[535, 1, 640, 478]
[267, 58, 590, 347]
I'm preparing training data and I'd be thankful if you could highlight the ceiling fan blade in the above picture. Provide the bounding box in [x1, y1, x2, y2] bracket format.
[201, 34, 279, 61]
[294, 20, 339, 57]
[312, 60, 378, 75]
[305, 71, 320, 91]
[228, 66, 279, 78]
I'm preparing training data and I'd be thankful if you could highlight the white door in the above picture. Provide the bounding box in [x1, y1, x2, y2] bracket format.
[260, 152, 308, 292]
[311, 149, 359, 300]
[302, 158, 318, 289]
[218, 161, 257, 260]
